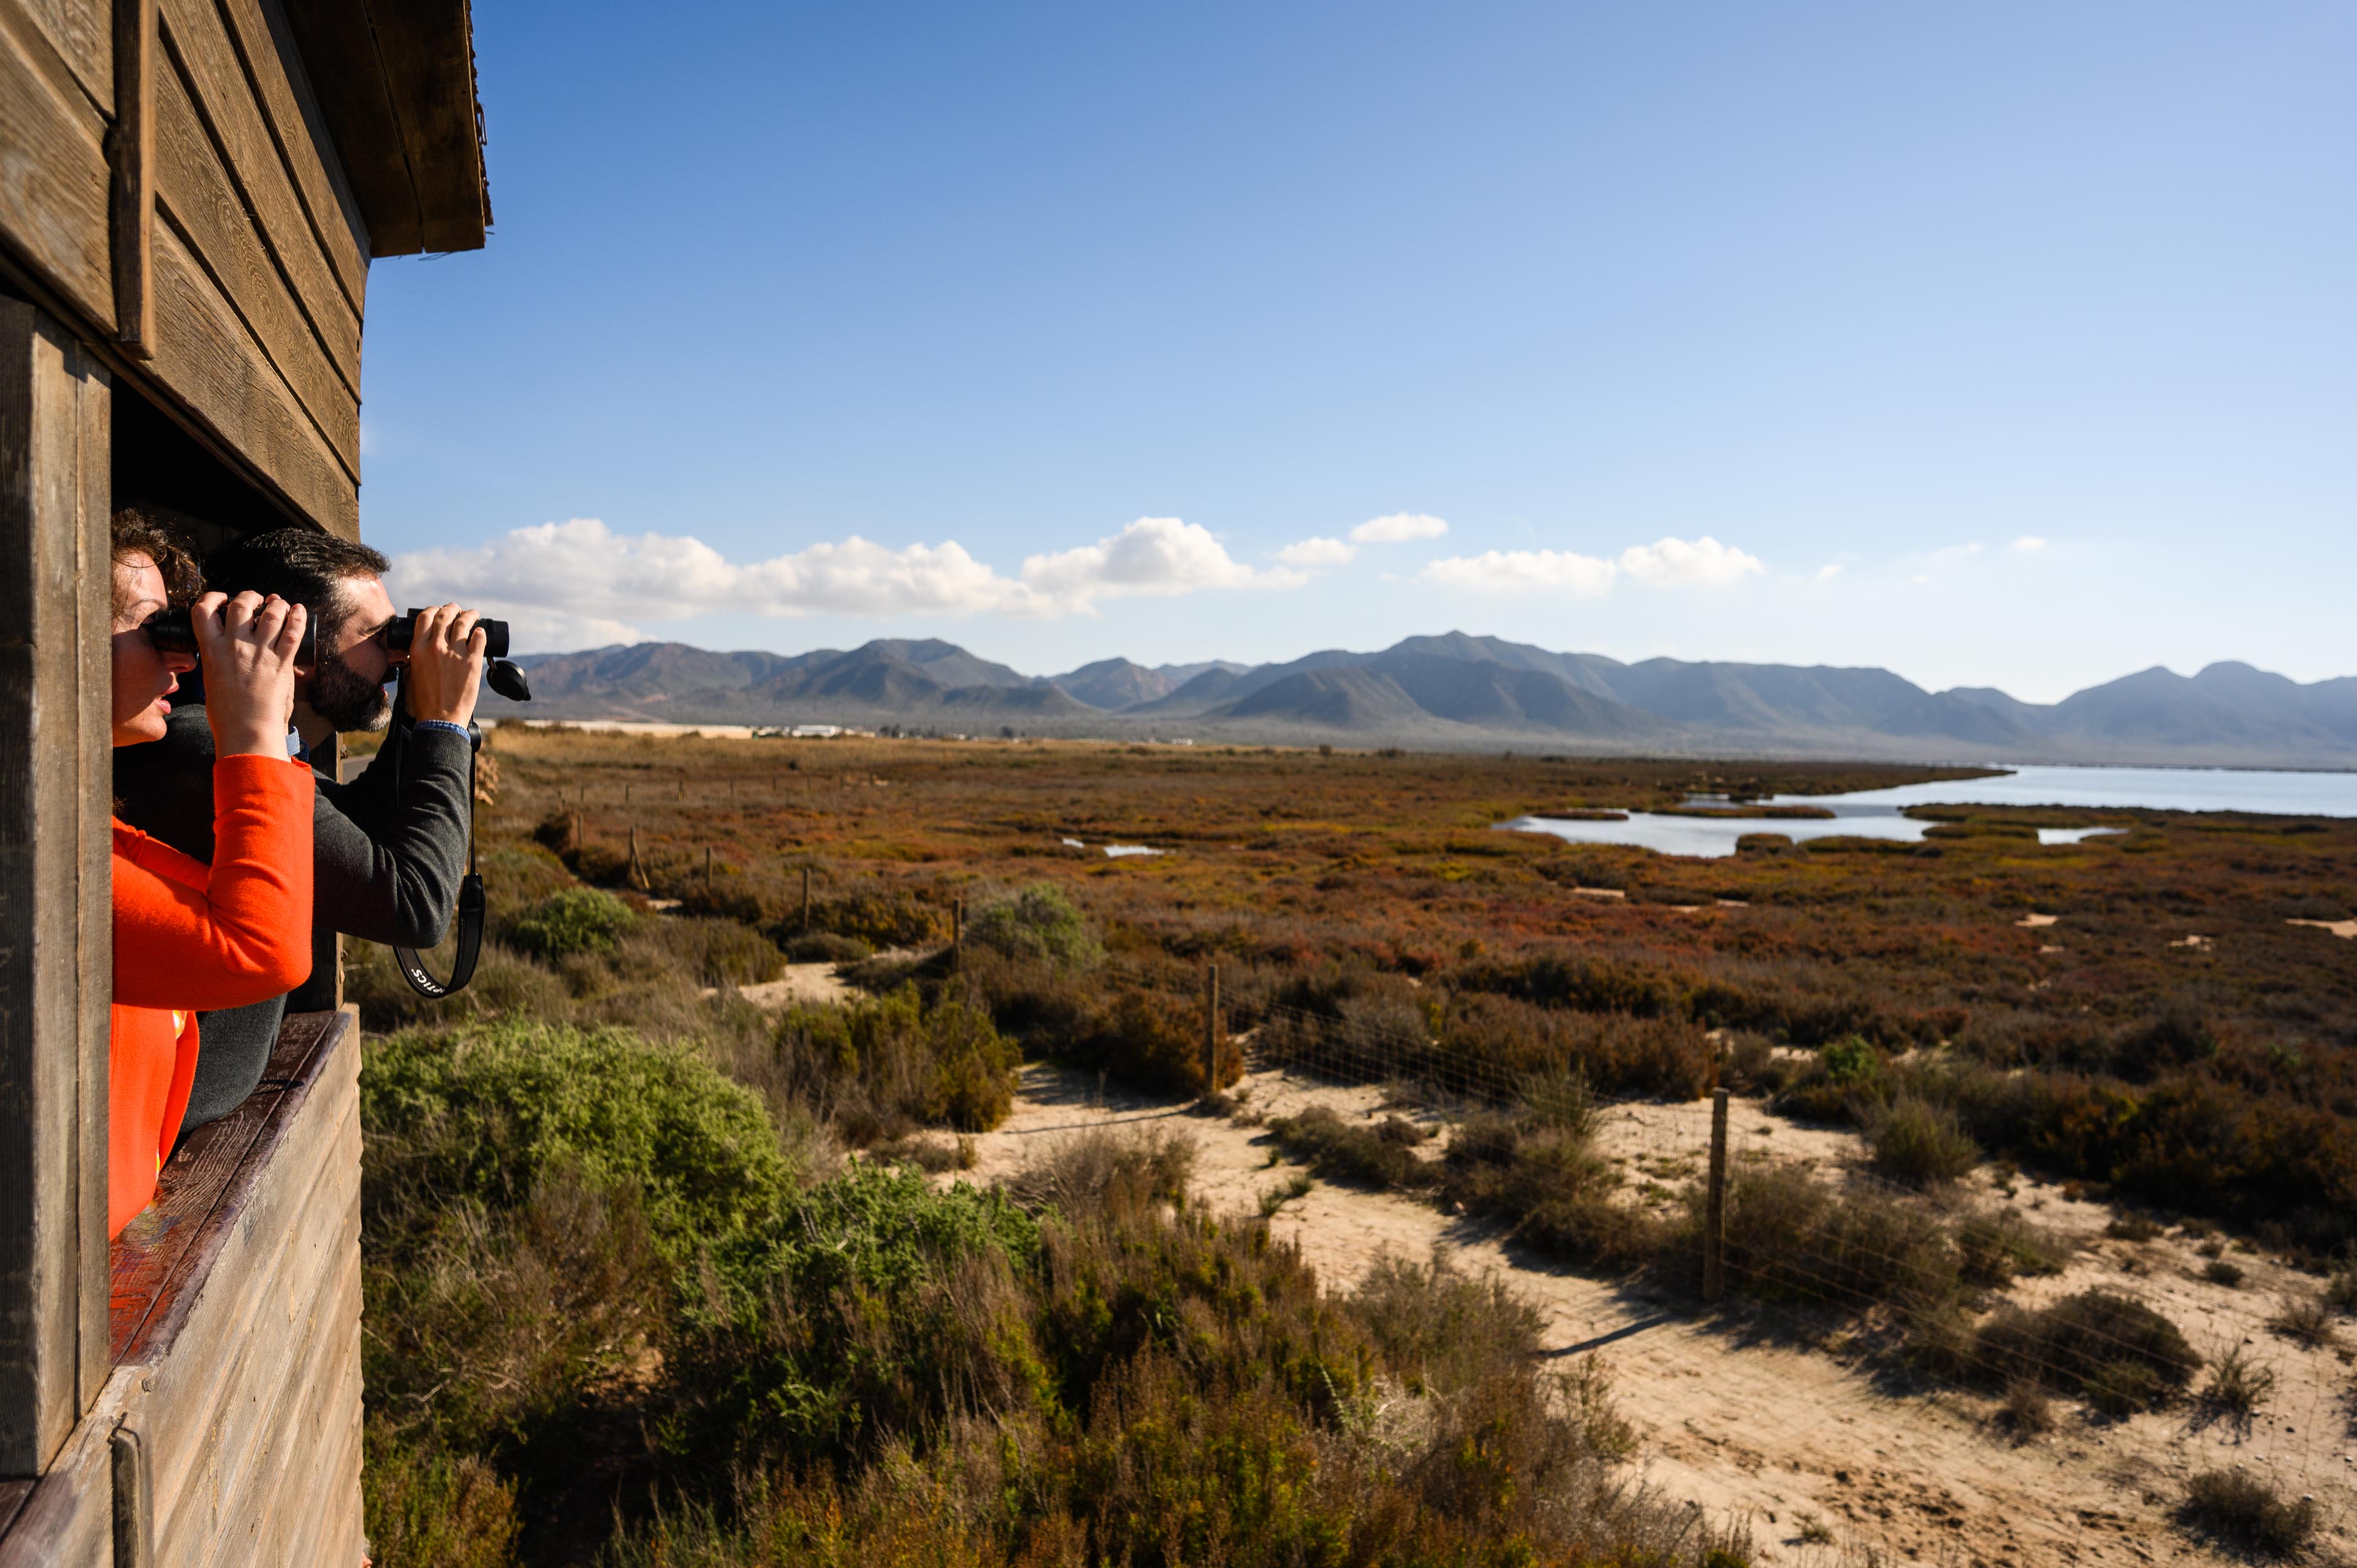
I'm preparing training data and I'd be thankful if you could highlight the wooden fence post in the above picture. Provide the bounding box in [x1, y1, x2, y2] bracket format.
[951, 897, 964, 962]
[1202, 964, 1222, 1093]
[704, 845, 714, 888]
[627, 826, 647, 891]
[800, 866, 812, 930]
[1703, 1087, 1728, 1303]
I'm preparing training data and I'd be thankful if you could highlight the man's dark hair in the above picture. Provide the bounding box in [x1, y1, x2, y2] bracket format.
[110, 506, 204, 613]
[203, 527, 391, 637]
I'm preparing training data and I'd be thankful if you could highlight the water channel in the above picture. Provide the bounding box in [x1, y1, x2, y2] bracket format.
[1500, 762, 2357, 859]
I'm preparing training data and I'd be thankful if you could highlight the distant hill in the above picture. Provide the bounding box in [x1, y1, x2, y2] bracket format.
[491, 633, 2357, 766]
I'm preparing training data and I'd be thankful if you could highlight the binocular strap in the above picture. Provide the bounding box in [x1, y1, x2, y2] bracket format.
[392, 702, 486, 997]
[393, 873, 485, 997]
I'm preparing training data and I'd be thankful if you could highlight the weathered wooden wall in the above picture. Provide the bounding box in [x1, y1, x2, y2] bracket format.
[0, 1010, 364, 1567]
[0, 298, 113, 1482]
[0, 0, 366, 538]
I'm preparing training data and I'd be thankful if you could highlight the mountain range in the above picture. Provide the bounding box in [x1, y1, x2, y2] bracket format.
[486, 632, 2357, 767]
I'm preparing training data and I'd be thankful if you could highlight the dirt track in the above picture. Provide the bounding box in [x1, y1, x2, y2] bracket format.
[948, 1063, 2357, 1567]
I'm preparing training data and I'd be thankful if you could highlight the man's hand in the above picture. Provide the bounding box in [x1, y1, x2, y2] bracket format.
[401, 603, 488, 727]
[196, 591, 307, 758]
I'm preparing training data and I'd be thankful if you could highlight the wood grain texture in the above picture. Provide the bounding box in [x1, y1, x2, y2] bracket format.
[214, 0, 366, 307]
[109, 0, 154, 354]
[3, 0, 106, 111]
[151, 54, 356, 468]
[143, 1089, 353, 1554]
[0, 1364, 136, 1568]
[182, 1232, 356, 1568]
[271, 0, 416, 255]
[364, 0, 488, 252]
[0, 302, 109, 1478]
[107, 1008, 338, 1359]
[123, 1009, 357, 1541]
[67, 297, 108, 1418]
[155, 0, 360, 396]
[0, 2, 114, 329]
[145, 215, 356, 535]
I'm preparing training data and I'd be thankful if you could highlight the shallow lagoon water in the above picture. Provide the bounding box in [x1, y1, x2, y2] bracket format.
[1502, 763, 2356, 859]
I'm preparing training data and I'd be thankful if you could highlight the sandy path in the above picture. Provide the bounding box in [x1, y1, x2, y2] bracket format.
[2288, 918, 2357, 940]
[948, 1065, 2357, 1567]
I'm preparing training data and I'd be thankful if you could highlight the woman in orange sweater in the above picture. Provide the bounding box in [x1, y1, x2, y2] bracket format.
[109, 514, 315, 1237]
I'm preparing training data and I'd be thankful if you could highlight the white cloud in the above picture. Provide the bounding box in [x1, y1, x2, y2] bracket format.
[1420, 548, 1618, 597]
[388, 514, 1296, 647]
[1616, 535, 1765, 587]
[1816, 563, 1843, 581]
[1351, 512, 1449, 544]
[1275, 536, 1357, 566]
[1420, 533, 1766, 597]
[1021, 517, 1300, 609]
[2012, 535, 2049, 552]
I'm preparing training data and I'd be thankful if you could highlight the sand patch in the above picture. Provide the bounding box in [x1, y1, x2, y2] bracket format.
[2014, 913, 2058, 928]
[700, 963, 852, 1007]
[2168, 934, 2214, 950]
[938, 1065, 2351, 1564]
[2287, 917, 2357, 939]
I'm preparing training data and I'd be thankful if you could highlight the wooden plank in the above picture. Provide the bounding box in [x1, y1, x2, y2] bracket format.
[109, 1009, 338, 1361]
[272, 0, 417, 256]
[180, 1234, 356, 1568]
[246, 1324, 361, 1568]
[1, 0, 107, 112]
[129, 1016, 355, 1524]
[106, 1088, 276, 1356]
[364, 0, 488, 253]
[146, 214, 356, 535]
[67, 292, 109, 1420]
[216, 0, 367, 309]
[0, 2, 114, 330]
[0, 1366, 136, 1568]
[146, 1097, 353, 1560]
[155, 0, 360, 397]
[110, 0, 155, 355]
[0, 1480, 31, 1537]
[151, 55, 355, 476]
[0, 302, 108, 1478]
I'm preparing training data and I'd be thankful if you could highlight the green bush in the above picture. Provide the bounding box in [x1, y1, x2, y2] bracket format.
[2178, 1469, 2317, 1557]
[967, 883, 1100, 967]
[507, 885, 634, 960]
[1268, 1107, 1437, 1190]
[363, 1019, 796, 1261]
[667, 1161, 1045, 1461]
[1442, 1109, 1655, 1267]
[1867, 1095, 1981, 1187]
[781, 929, 873, 963]
[1974, 1290, 2199, 1409]
[766, 987, 1020, 1141]
[1955, 1209, 2068, 1286]
[361, 1419, 520, 1568]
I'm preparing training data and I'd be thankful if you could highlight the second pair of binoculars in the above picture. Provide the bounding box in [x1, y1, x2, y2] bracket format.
[145, 605, 514, 668]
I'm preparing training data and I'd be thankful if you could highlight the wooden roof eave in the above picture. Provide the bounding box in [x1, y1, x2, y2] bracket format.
[278, 0, 490, 258]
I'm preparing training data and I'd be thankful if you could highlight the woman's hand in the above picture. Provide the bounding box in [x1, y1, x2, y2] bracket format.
[194, 590, 307, 759]
[400, 603, 488, 727]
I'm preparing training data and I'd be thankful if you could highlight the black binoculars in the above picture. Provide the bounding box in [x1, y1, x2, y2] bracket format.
[145, 605, 513, 666]
[144, 606, 531, 701]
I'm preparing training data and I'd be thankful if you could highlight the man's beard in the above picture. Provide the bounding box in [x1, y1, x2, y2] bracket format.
[308, 647, 392, 733]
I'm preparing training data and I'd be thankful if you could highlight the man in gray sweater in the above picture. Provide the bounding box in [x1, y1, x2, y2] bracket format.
[112, 522, 490, 1132]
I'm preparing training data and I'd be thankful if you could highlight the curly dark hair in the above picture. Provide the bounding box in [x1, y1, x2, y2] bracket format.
[203, 527, 390, 639]
[110, 507, 204, 614]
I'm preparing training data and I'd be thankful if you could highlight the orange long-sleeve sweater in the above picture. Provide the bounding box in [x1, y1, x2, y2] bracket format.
[109, 752, 314, 1236]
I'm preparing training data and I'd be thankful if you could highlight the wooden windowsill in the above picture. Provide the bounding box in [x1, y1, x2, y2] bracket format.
[107, 1009, 356, 1366]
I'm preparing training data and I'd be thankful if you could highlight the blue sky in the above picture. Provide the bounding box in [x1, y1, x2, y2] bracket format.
[363, 2, 2355, 702]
